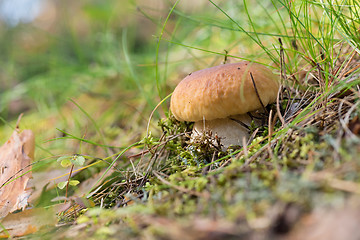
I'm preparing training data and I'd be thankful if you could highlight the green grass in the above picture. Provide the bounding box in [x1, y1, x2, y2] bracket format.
[1, 0, 360, 239]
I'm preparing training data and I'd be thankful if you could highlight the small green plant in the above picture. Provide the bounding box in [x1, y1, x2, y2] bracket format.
[56, 155, 85, 190]
[57, 155, 86, 168]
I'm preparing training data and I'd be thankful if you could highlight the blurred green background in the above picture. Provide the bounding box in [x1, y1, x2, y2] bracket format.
[0, 0, 280, 157]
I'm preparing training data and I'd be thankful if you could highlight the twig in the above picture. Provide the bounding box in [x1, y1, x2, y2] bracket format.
[15, 113, 24, 130]
[229, 117, 250, 130]
[250, 72, 267, 113]
[276, 86, 286, 127]
[65, 164, 74, 204]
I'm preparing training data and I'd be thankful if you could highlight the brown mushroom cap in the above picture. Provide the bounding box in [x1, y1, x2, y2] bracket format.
[170, 61, 279, 122]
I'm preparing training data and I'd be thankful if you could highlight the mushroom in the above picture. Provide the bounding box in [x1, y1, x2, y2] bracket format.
[170, 61, 279, 149]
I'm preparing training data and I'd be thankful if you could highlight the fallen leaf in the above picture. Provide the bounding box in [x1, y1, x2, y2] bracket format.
[0, 208, 55, 238]
[348, 116, 360, 135]
[0, 128, 35, 218]
[281, 197, 360, 240]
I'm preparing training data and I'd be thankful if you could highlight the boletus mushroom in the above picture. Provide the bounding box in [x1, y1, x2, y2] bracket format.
[170, 61, 279, 149]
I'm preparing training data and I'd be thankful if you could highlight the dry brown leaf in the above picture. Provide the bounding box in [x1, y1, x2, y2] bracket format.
[0, 208, 55, 238]
[282, 199, 360, 240]
[0, 128, 35, 218]
[348, 116, 360, 135]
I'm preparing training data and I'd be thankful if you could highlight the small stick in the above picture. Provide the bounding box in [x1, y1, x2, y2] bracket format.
[229, 117, 250, 130]
[250, 72, 267, 113]
[64, 164, 74, 204]
[276, 87, 286, 126]
[222, 49, 229, 64]
[15, 113, 24, 130]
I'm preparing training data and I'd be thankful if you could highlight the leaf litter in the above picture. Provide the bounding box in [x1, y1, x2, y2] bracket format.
[0, 116, 34, 218]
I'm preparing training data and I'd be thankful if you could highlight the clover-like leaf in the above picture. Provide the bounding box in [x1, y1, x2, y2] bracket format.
[69, 180, 80, 186]
[57, 181, 68, 189]
[57, 156, 72, 168]
[57, 155, 85, 167]
[71, 155, 85, 166]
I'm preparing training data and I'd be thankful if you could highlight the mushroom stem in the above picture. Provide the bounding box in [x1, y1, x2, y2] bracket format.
[192, 113, 262, 150]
